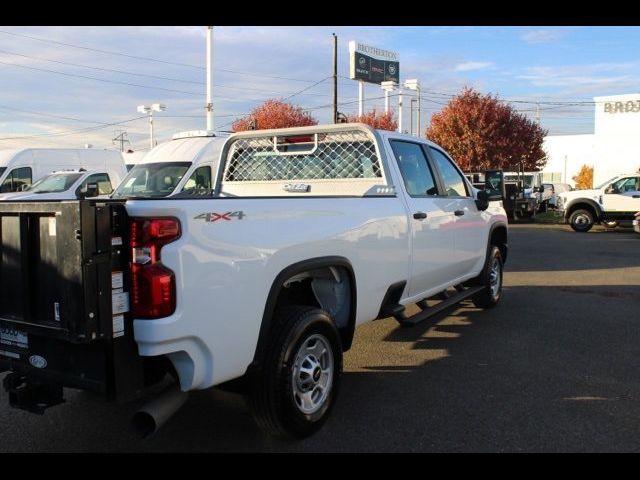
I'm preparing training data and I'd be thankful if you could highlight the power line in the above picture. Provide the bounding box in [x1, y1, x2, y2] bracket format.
[0, 103, 114, 124]
[0, 115, 148, 141]
[0, 48, 205, 85]
[280, 76, 333, 102]
[0, 59, 203, 96]
[0, 29, 331, 85]
[0, 29, 204, 70]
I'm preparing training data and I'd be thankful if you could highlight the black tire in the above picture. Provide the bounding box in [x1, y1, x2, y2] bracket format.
[472, 245, 503, 309]
[569, 209, 594, 232]
[603, 220, 619, 229]
[249, 305, 342, 439]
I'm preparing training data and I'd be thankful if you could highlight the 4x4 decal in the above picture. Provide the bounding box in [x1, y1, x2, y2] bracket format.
[195, 211, 246, 222]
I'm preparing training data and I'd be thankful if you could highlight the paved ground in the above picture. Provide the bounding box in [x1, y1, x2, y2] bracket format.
[1, 223, 639, 452]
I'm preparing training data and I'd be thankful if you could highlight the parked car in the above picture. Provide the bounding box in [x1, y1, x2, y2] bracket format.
[0, 124, 508, 439]
[0, 168, 125, 201]
[0, 148, 125, 194]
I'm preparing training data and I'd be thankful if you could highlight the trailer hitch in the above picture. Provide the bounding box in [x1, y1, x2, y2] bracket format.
[3, 373, 65, 414]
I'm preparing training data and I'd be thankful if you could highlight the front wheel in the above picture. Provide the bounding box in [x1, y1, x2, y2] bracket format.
[472, 245, 503, 309]
[249, 306, 342, 438]
[569, 209, 594, 232]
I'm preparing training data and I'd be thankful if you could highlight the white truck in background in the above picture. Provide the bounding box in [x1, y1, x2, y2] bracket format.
[0, 124, 508, 439]
[0, 168, 126, 201]
[556, 171, 640, 231]
[113, 130, 228, 198]
[0, 148, 125, 194]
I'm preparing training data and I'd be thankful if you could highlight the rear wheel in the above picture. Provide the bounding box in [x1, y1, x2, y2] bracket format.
[472, 245, 503, 309]
[249, 306, 342, 439]
[569, 209, 594, 232]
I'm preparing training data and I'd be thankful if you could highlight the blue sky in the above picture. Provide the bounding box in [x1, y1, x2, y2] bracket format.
[1, 26, 639, 151]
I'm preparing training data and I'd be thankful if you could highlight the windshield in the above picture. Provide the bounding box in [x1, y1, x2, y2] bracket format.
[112, 162, 191, 198]
[595, 176, 620, 190]
[504, 174, 535, 189]
[28, 173, 83, 193]
[0, 167, 6, 178]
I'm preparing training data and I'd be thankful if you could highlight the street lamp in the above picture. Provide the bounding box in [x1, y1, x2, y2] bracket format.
[137, 103, 166, 149]
[404, 79, 421, 138]
[380, 81, 398, 114]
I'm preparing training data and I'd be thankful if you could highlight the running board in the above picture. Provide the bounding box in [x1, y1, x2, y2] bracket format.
[393, 286, 484, 327]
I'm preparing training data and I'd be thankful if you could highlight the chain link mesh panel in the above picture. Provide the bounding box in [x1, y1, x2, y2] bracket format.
[224, 130, 382, 182]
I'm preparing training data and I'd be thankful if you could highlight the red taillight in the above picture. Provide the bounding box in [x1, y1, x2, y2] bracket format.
[130, 217, 180, 319]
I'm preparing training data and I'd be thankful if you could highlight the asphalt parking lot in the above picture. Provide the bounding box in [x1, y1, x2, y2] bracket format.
[1, 222, 639, 452]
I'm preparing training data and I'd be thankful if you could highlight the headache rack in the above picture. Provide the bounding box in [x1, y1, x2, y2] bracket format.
[217, 124, 393, 197]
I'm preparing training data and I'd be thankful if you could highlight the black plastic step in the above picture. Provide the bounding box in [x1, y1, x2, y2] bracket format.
[3, 373, 65, 415]
[394, 285, 484, 327]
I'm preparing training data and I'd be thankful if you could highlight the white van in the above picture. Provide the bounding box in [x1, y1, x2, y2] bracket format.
[122, 150, 148, 172]
[0, 148, 126, 194]
[0, 168, 126, 201]
[112, 131, 228, 199]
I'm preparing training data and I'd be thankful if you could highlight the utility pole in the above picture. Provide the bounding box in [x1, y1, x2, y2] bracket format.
[206, 26, 214, 131]
[112, 130, 130, 152]
[332, 33, 338, 123]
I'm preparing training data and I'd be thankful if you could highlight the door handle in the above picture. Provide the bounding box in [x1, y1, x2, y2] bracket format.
[454, 210, 465, 216]
[413, 211, 427, 220]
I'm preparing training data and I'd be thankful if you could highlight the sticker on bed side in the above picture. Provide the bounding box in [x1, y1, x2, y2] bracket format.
[29, 355, 47, 369]
[112, 292, 129, 315]
[112, 314, 125, 338]
[112, 271, 124, 289]
[111, 236, 123, 246]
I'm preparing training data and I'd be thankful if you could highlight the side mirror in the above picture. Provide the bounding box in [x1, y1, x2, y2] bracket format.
[484, 170, 505, 201]
[79, 182, 99, 199]
[19, 183, 29, 192]
[475, 190, 489, 211]
[536, 185, 545, 193]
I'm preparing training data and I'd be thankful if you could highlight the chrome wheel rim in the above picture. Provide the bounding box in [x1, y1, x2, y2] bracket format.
[573, 213, 591, 226]
[291, 334, 333, 415]
[489, 257, 501, 299]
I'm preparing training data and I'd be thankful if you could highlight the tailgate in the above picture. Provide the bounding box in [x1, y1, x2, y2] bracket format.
[0, 200, 145, 404]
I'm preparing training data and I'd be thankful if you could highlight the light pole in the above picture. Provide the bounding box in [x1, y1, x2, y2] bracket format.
[137, 103, 166, 149]
[404, 79, 421, 137]
[380, 81, 398, 114]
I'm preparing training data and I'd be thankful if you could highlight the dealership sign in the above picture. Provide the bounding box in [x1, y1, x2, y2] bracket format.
[349, 41, 400, 85]
[604, 100, 640, 113]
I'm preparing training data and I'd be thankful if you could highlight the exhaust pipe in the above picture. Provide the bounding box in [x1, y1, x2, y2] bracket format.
[132, 383, 188, 438]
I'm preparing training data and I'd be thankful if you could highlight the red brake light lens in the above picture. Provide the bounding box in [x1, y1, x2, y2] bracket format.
[130, 217, 180, 319]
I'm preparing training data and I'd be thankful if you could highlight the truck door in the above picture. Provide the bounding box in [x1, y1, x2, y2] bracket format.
[602, 176, 640, 213]
[388, 140, 456, 297]
[427, 147, 485, 277]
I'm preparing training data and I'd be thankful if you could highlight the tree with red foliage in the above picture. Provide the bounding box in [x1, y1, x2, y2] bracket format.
[347, 109, 397, 131]
[426, 88, 548, 172]
[232, 99, 317, 132]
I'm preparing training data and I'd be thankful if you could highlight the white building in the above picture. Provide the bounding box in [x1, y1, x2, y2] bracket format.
[542, 93, 640, 187]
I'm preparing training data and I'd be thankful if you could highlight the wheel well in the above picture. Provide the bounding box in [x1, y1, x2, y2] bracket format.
[567, 202, 598, 221]
[490, 226, 508, 264]
[251, 258, 358, 372]
[272, 265, 354, 350]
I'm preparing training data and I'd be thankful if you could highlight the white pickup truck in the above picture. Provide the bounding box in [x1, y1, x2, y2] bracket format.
[556, 172, 640, 232]
[0, 124, 508, 438]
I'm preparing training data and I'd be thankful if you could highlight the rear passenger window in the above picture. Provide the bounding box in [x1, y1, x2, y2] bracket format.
[183, 166, 212, 191]
[428, 148, 469, 197]
[79, 173, 112, 195]
[390, 140, 438, 197]
[0, 167, 32, 193]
